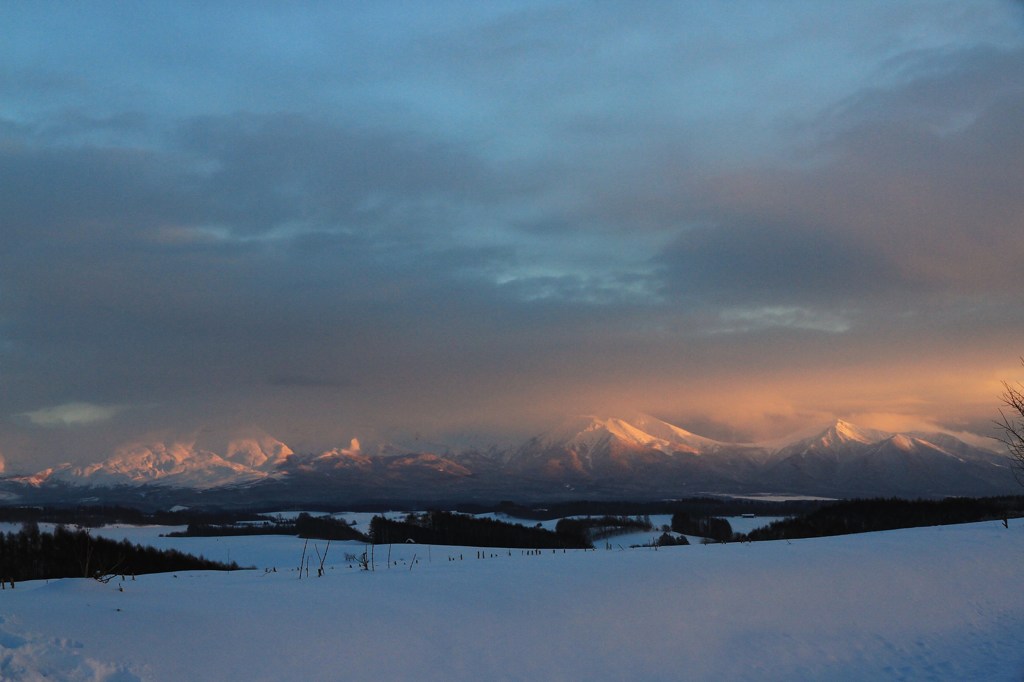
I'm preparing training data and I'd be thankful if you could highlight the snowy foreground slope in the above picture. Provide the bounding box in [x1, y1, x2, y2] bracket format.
[2, 520, 1024, 681]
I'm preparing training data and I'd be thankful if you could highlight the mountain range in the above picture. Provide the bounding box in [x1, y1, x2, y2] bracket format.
[0, 416, 1015, 506]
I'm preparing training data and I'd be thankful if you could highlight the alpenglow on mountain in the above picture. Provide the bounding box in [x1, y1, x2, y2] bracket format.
[1, 415, 1014, 505]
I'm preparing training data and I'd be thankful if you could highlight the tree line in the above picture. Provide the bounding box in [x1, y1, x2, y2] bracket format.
[737, 496, 1024, 542]
[555, 515, 653, 543]
[170, 513, 368, 542]
[486, 497, 824, 521]
[370, 511, 593, 549]
[0, 523, 242, 583]
[670, 513, 734, 542]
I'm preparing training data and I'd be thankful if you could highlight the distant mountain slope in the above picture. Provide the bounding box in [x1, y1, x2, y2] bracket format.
[761, 421, 1009, 497]
[23, 435, 295, 490]
[0, 415, 1015, 502]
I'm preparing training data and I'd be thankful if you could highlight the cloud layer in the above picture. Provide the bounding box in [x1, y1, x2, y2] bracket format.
[1, 2, 1023, 467]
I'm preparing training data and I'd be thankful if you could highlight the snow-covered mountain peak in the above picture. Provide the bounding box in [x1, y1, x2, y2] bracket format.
[831, 419, 880, 443]
[581, 416, 656, 447]
[225, 436, 294, 470]
[43, 438, 289, 489]
[814, 419, 890, 447]
[542, 415, 651, 450]
[626, 413, 723, 451]
[764, 419, 896, 459]
[313, 438, 371, 466]
[324, 438, 363, 458]
[887, 434, 916, 451]
[540, 414, 720, 456]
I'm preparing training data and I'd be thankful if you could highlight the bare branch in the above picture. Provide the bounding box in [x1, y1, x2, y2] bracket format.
[994, 359, 1024, 486]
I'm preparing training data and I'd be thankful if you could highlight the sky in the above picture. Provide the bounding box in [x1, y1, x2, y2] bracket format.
[2, 1, 1023, 469]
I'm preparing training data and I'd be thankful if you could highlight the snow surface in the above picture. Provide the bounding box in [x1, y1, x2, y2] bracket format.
[2, 520, 1024, 681]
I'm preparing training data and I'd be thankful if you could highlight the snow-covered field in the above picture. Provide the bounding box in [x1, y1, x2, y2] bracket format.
[2, 518, 1023, 681]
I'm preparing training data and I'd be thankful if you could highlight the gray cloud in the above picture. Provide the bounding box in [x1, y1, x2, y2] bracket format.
[174, 113, 510, 236]
[633, 45, 1024, 317]
[1, 2, 1022, 468]
[266, 375, 354, 390]
[655, 222, 906, 306]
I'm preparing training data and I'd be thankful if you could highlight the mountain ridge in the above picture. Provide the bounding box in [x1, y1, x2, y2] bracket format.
[1, 415, 1013, 502]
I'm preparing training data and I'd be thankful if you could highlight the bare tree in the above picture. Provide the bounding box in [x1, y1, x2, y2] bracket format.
[314, 540, 330, 577]
[995, 359, 1024, 485]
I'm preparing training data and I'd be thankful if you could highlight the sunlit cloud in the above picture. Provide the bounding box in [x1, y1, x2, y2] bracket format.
[717, 306, 852, 334]
[18, 402, 126, 428]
